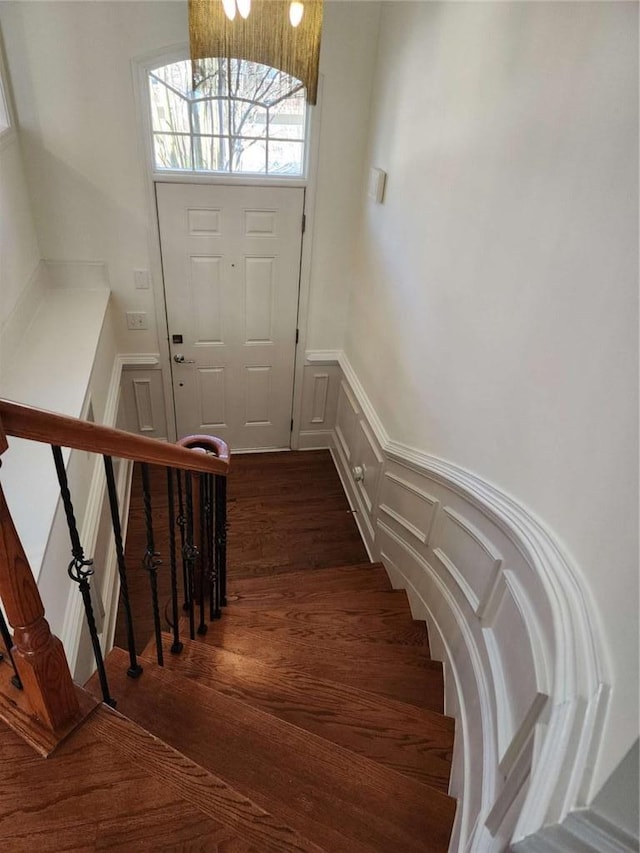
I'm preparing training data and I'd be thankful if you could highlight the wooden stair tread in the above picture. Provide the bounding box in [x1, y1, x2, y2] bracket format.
[184, 626, 444, 710]
[225, 589, 413, 619]
[190, 620, 435, 667]
[0, 706, 304, 852]
[91, 706, 324, 852]
[97, 648, 456, 853]
[190, 605, 428, 650]
[228, 562, 392, 596]
[147, 635, 453, 791]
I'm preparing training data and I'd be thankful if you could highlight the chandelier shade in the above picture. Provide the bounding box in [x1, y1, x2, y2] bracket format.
[189, 0, 323, 105]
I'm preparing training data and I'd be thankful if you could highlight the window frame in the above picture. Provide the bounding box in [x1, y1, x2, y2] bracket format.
[146, 55, 311, 181]
[0, 37, 17, 151]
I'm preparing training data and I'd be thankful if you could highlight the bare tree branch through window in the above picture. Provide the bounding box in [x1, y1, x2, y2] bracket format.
[149, 58, 306, 175]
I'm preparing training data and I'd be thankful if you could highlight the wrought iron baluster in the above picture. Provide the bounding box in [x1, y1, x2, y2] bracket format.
[176, 470, 189, 613]
[197, 473, 207, 635]
[141, 463, 163, 666]
[0, 608, 22, 689]
[183, 472, 197, 641]
[52, 445, 116, 707]
[103, 456, 142, 679]
[207, 472, 220, 621]
[166, 468, 183, 654]
[215, 474, 228, 607]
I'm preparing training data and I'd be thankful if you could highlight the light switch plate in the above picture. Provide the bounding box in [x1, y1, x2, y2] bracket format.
[368, 167, 386, 204]
[134, 268, 150, 289]
[126, 311, 148, 330]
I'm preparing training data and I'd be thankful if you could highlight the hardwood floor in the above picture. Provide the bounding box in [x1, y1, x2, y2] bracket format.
[115, 450, 368, 653]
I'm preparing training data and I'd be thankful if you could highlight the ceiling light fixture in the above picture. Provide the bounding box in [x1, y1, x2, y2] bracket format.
[236, 0, 251, 19]
[190, 0, 323, 105]
[289, 1, 304, 27]
[222, 0, 237, 21]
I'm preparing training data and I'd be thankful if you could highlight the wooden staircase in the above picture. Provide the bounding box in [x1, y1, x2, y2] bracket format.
[84, 561, 457, 851]
[0, 413, 456, 851]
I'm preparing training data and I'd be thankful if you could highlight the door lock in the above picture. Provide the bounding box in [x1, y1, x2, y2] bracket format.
[173, 354, 195, 364]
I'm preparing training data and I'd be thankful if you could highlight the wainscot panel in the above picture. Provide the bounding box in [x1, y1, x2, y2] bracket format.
[295, 350, 609, 852]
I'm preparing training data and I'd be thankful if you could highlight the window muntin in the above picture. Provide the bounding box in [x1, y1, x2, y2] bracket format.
[149, 58, 307, 176]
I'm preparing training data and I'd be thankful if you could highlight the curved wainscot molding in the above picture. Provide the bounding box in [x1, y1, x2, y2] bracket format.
[309, 350, 610, 852]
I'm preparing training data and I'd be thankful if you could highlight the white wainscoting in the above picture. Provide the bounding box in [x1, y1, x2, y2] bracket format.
[296, 350, 609, 853]
[296, 359, 341, 450]
[120, 355, 168, 440]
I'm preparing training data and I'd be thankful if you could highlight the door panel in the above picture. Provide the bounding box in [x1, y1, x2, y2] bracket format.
[157, 183, 304, 450]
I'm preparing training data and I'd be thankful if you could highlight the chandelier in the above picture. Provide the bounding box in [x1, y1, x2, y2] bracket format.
[189, 0, 323, 104]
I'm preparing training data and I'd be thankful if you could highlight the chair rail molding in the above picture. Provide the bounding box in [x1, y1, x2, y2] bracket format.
[296, 349, 611, 851]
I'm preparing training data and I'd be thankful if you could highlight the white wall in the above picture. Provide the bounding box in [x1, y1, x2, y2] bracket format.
[0, 0, 379, 354]
[0, 0, 188, 353]
[306, 0, 380, 348]
[0, 31, 40, 365]
[0, 138, 39, 330]
[345, 1, 638, 799]
[591, 739, 639, 843]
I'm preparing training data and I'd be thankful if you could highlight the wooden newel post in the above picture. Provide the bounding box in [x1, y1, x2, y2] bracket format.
[0, 421, 79, 732]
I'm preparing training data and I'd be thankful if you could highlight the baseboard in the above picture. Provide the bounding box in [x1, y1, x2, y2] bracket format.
[297, 429, 333, 450]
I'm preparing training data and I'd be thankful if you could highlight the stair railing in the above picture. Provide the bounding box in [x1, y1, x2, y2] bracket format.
[0, 399, 229, 754]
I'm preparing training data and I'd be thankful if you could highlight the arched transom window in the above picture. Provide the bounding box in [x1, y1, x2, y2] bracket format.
[148, 57, 307, 176]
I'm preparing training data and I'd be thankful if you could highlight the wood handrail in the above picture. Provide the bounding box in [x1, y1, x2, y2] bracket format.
[0, 400, 230, 475]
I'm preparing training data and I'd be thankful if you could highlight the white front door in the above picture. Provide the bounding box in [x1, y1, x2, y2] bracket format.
[157, 183, 304, 450]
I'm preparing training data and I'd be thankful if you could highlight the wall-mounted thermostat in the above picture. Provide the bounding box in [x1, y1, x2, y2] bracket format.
[368, 167, 387, 204]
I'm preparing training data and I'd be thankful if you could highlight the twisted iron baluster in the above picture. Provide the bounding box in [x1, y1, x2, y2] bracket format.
[205, 473, 218, 620]
[0, 607, 22, 689]
[166, 468, 183, 654]
[141, 464, 163, 666]
[207, 473, 220, 621]
[183, 472, 197, 641]
[215, 474, 228, 607]
[176, 470, 190, 613]
[197, 474, 207, 636]
[103, 456, 142, 679]
[52, 445, 116, 707]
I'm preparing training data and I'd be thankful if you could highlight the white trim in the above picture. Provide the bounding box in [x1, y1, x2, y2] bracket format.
[0, 34, 17, 151]
[119, 353, 161, 368]
[338, 351, 607, 838]
[289, 75, 323, 450]
[377, 518, 493, 852]
[297, 429, 333, 450]
[304, 349, 341, 365]
[316, 349, 609, 849]
[151, 171, 307, 189]
[131, 49, 182, 442]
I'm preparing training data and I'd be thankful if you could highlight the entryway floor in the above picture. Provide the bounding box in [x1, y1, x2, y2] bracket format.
[114, 450, 368, 654]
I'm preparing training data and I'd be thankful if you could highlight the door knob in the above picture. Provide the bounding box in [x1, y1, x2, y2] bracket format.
[173, 354, 195, 364]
